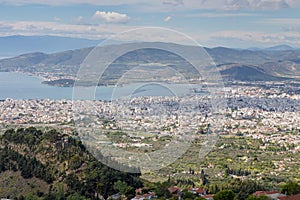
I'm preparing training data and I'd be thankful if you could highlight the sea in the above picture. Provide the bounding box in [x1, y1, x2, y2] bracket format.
[0, 72, 200, 100]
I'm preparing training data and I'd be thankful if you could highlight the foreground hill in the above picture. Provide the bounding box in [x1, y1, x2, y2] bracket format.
[0, 42, 300, 84]
[0, 127, 142, 199]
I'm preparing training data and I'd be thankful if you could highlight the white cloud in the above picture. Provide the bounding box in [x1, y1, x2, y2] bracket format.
[0, 20, 204, 45]
[0, 20, 196, 44]
[93, 11, 130, 23]
[0, 0, 299, 10]
[1, 19, 300, 48]
[187, 12, 259, 18]
[205, 30, 300, 47]
[137, 0, 299, 12]
[248, 0, 290, 9]
[258, 18, 300, 25]
[0, 0, 139, 6]
[164, 16, 172, 22]
[183, 0, 293, 10]
[0, 20, 132, 39]
[163, 0, 184, 6]
[254, 18, 300, 35]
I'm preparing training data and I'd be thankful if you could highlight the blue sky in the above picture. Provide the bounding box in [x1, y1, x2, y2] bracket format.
[0, 0, 300, 48]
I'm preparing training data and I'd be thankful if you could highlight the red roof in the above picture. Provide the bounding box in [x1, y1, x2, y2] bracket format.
[195, 188, 206, 194]
[134, 193, 155, 200]
[203, 194, 214, 198]
[142, 194, 152, 198]
[168, 187, 181, 194]
[253, 191, 281, 196]
[189, 188, 206, 194]
[278, 194, 300, 200]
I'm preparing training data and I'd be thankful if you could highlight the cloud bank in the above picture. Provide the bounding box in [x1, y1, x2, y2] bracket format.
[1, 0, 299, 10]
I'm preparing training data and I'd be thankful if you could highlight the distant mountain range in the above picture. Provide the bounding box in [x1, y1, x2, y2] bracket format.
[248, 44, 296, 51]
[265, 44, 296, 51]
[0, 39, 299, 84]
[0, 35, 101, 58]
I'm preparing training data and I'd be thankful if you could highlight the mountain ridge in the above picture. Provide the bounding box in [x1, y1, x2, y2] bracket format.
[0, 42, 299, 83]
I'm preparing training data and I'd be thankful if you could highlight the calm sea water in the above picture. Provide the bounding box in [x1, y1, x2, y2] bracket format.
[0, 72, 198, 100]
[0, 72, 72, 100]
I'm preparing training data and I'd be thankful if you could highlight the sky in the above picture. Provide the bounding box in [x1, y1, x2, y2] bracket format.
[0, 0, 300, 48]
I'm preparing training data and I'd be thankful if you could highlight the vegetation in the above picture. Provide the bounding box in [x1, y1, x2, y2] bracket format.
[0, 127, 299, 200]
[281, 181, 300, 195]
[113, 180, 133, 196]
[150, 134, 300, 189]
[0, 127, 142, 199]
[213, 190, 235, 200]
[246, 195, 271, 200]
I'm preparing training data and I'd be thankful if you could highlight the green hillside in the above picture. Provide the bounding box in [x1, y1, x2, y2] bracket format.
[0, 127, 142, 199]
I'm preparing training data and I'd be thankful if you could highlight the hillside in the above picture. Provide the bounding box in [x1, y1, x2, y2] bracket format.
[0, 42, 300, 84]
[0, 127, 142, 199]
[218, 64, 287, 81]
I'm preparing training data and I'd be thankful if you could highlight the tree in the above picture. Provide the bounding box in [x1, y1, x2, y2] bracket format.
[281, 181, 300, 195]
[181, 189, 196, 199]
[213, 190, 235, 200]
[113, 180, 133, 195]
[24, 193, 40, 200]
[247, 195, 271, 200]
[67, 193, 90, 200]
[69, 155, 82, 170]
[194, 197, 206, 200]
[18, 195, 25, 200]
[154, 182, 172, 199]
[65, 173, 82, 192]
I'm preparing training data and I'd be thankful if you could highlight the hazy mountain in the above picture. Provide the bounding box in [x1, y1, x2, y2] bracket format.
[0, 42, 299, 83]
[265, 44, 295, 51]
[0, 35, 101, 58]
[247, 45, 296, 52]
[247, 47, 262, 51]
[206, 47, 273, 65]
[218, 64, 285, 81]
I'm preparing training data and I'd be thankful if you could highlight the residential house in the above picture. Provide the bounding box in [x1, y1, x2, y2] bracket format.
[253, 191, 285, 199]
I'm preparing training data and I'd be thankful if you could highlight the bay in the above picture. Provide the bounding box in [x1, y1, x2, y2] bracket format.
[0, 72, 200, 100]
